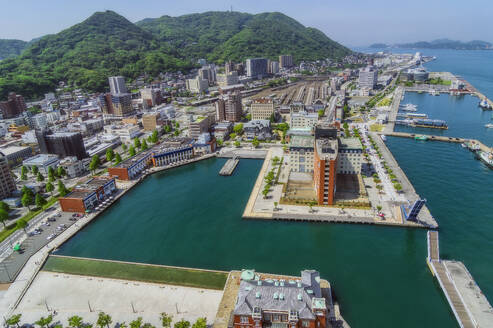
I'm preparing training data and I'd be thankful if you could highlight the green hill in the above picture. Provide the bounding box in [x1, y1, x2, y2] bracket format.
[0, 39, 28, 60]
[138, 11, 351, 63]
[0, 11, 193, 99]
[0, 10, 351, 100]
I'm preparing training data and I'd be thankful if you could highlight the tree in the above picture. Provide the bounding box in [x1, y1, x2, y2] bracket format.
[273, 201, 278, 210]
[68, 315, 84, 328]
[89, 155, 101, 173]
[252, 137, 259, 148]
[318, 109, 324, 118]
[6, 314, 21, 328]
[130, 317, 143, 328]
[394, 183, 402, 192]
[35, 315, 53, 328]
[20, 170, 27, 181]
[97, 312, 112, 328]
[58, 180, 68, 197]
[262, 188, 269, 199]
[45, 182, 54, 196]
[21, 166, 28, 177]
[160, 313, 173, 328]
[173, 320, 190, 328]
[31, 165, 39, 175]
[16, 218, 28, 233]
[114, 153, 122, 164]
[245, 113, 252, 120]
[229, 132, 236, 140]
[122, 143, 128, 151]
[376, 205, 382, 212]
[151, 130, 159, 143]
[233, 123, 243, 135]
[57, 166, 66, 177]
[36, 172, 45, 182]
[134, 138, 141, 148]
[21, 193, 33, 210]
[129, 146, 136, 157]
[0, 209, 9, 228]
[106, 148, 115, 162]
[141, 139, 148, 150]
[163, 125, 171, 134]
[35, 194, 47, 208]
[0, 200, 10, 212]
[174, 130, 180, 136]
[216, 139, 223, 147]
[175, 122, 180, 129]
[191, 318, 206, 328]
[234, 140, 241, 148]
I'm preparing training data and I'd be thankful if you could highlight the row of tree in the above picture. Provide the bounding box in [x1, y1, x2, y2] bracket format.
[5, 312, 207, 328]
[20, 165, 66, 182]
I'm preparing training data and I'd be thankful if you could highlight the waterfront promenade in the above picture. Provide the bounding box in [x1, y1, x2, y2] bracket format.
[427, 231, 493, 328]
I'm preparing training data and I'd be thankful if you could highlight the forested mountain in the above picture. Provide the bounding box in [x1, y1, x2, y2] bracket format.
[396, 39, 492, 50]
[138, 11, 351, 63]
[0, 39, 28, 60]
[0, 10, 351, 99]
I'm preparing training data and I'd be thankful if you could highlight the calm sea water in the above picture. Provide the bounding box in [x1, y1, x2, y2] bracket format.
[56, 49, 493, 327]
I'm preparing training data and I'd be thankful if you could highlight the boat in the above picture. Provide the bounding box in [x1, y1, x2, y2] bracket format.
[485, 123, 493, 128]
[415, 135, 428, 141]
[478, 151, 493, 168]
[400, 103, 418, 112]
[381, 135, 387, 142]
[461, 143, 467, 148]
[479, 99, 492, 109]
[411, 119, 448, 129]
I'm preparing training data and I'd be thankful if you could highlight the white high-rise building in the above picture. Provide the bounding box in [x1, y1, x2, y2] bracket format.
[358, 66, 378, 90]
[108, 76, 128, 95]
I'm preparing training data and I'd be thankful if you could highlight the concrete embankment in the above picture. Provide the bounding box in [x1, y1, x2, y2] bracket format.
[219, 158, 239, 176]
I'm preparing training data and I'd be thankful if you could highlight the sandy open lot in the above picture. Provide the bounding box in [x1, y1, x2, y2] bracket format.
[14, 271, 223, 326]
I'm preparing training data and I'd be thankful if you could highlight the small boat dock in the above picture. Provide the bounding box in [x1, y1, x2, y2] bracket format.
[219, 157, 239, 176]
[427, 231, 493, 328]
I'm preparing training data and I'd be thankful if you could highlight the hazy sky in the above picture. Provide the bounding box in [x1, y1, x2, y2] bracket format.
[1, 0, 492, 46]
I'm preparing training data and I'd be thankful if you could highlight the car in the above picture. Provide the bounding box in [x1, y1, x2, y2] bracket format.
[47, 234, 56, 240]
[48, 217, 56, 222]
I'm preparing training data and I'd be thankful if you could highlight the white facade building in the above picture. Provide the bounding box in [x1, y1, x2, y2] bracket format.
[290, 111, 318, 129]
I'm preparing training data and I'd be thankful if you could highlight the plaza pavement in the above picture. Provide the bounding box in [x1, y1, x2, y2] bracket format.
[15, 271, 222, 327]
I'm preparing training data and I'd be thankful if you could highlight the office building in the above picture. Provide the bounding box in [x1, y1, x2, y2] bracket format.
[212, 121, 233, 140]
[289, 135, 315, 173]
[0, 155, 16, 200]
[246, 58, 268, 79]
[59, 176, 116, 213]
[251, 99, 275, 121]
[217, 71, 239, 87]
[104, 124, 141, 144]
[186, 76, 209, 94]
[233, 269, 332, 328]
[279, 55, 294, 68]
[142, 113, 161, 132]
[59, 157, 86, 178]
[337, 138, 363, 174]
[290, 111, 319, 129]
[36, 130, 87, 160]
[31, 113, 48, 130]
[22, 154, 60, 174]
[0, 92, 27, 119]
[0, 146, 33, 166]
[111, 93, 133, 117]
[358, 66, 378, 90]
[189, 116, 213, 139]
[198, 66, 216, 84]
[313, 138, 338, 205]
[215, 91, 243, 122]
[141, 88, 162, 108]
[108, 76, 128, 95]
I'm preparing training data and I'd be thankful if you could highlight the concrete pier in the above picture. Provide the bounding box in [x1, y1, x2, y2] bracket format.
[383, 132, 492, 152]
[219, 158, 239, 176]
[427, 231, 493, 328]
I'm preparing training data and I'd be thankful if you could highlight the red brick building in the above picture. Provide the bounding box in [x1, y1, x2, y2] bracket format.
[313, 139, 338, 205]
[59, 176, 116, 213]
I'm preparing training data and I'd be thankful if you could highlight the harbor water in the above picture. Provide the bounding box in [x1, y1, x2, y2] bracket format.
[56, 49, 493, 327]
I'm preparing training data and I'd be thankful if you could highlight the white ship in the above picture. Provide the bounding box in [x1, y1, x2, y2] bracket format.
[478, 151, 493, 168]
[479, 99, 491, 109]
[400, 103, 418, 112]
[485, 123, 493, 128]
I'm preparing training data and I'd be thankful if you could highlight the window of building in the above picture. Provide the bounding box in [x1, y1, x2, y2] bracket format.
[302, 320, 310, 328]
[241, 317, 250, 324]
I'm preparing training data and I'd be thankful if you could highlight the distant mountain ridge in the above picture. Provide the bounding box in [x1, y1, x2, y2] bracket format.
[0, 39, 28, 60]
[0, 10, 350, 100]
[370, 39, 492, 50]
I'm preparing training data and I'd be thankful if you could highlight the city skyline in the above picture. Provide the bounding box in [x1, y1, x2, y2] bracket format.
[1, 0, 492, 46]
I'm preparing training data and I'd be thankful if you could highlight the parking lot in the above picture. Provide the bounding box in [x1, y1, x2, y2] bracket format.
[0, 209, 84, 283]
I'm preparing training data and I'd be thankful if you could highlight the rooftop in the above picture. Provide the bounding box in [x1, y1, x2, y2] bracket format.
[316, 138, 338, 160]
[0, 146, 31, 156]
[339, 137, 363, 150]
[23, 154, 59, 165]
[289, 135, 314, 149]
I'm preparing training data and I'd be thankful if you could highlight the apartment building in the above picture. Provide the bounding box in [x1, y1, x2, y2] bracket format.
[215, 91, 243, 122]
[279, 55, 294, 68]
[337, 138, 363, 174]
[290, 111, 318, 129]
[313, 138, 338, 205]
[358, 66, 378, 90]
[289, 135, 315, 173]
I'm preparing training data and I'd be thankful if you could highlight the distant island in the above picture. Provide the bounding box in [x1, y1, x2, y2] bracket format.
[370, 39, 493, 50]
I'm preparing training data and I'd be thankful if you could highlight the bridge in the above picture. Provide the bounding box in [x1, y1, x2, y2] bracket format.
[427, 231, 493, 328]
